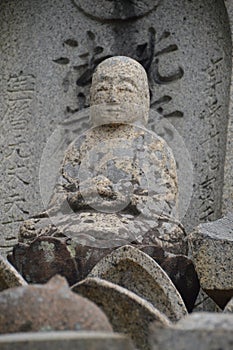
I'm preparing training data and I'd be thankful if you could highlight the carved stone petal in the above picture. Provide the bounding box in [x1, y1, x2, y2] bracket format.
[72, 277, 170, 350]
[88, 245, 187, 321]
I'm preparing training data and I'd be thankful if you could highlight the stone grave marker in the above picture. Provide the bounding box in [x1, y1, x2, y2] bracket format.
[72, 277, 170, 350]
[89, 245, 187, 321]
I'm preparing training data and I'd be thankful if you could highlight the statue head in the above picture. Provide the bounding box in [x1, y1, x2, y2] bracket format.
[90, 56, 150, 126]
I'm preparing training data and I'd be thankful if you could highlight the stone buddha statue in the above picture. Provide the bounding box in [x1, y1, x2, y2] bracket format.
[9, 56, 187, 284]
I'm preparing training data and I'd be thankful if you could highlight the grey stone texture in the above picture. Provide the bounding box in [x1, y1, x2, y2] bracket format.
[188, 213, 233, 309]
[0, 275, 113, 334]
[0, 332, 135, 350]
[89, 245, 187, 322]
[224, 297, 233, 313]
[72, 277, 170, 350]
[150, 313, 233, 350]
[0, 0, 232, 258]
[0, 255, 27, 292]
[193, 288, 221, 313]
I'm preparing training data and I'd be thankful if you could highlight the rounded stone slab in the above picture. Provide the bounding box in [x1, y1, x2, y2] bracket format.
[0, 332, 135, 350]
[150, 312, 233, 350]
[89, 245, 187, 321]
[72, 277, 170, 350]
[0, 275, 112, 334]
[9, 235, 80, 286]
[188, 213, 233, 308]
[0, 255, 27, 292]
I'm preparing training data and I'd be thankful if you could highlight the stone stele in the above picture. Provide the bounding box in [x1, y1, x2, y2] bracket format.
[150, 312, 233, 350]
[89, 245, 187, 322]
[72, 277, 170, 350]
[0, 332, 135, 350]
[188, 213, 233, 309]
[0, 255, 27, 292]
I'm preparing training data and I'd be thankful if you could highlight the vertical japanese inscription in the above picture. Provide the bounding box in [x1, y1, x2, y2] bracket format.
[198, 58, 223, 222]
[135, 28, 184, 118]
[1, 74, 35, 229]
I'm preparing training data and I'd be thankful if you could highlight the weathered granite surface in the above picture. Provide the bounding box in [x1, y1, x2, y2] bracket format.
[150, 312, 233, 350]
[8, 235, 80, 285]
[72, 277, 170, 350]
[0, 0, 231, 257]
[0, 255, 27, 292]
[0, 332, 135, 350]
[8, 234, 114, 285]
[0, 275, 112, 334]
[188, 213, 233, 309]
[89, 245, 187, 322]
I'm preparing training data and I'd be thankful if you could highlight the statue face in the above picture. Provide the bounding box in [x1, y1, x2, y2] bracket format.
[90, 57, 150, 126]
[91, 70, 141, 106]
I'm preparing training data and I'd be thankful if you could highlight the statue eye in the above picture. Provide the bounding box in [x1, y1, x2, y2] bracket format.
[119, 83, 135, 92]
[96, 85, 108, 92]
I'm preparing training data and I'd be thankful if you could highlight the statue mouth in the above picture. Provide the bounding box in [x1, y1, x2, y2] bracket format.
[89, 103, 148, 126]
[104, 105, 124, 112]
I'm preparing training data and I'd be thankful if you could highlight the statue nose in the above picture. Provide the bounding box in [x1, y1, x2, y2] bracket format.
[109, 94, 117, 103]
[108, 86, 118, 103]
